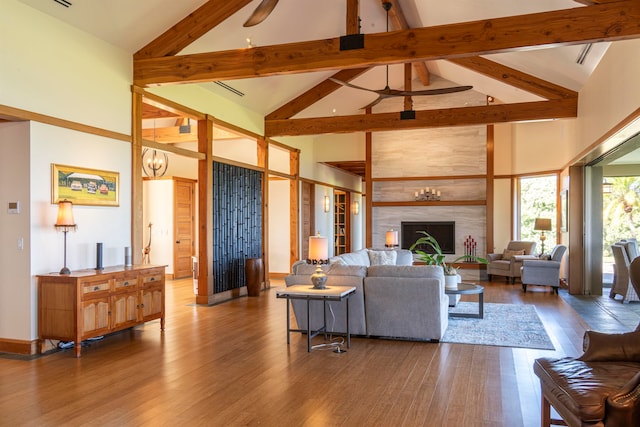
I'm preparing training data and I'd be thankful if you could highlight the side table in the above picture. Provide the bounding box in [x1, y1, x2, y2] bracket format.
[276, 285, 356, 352]
[444, 282, 484, 319]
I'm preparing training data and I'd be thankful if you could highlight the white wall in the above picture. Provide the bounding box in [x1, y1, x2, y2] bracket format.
[143, 179, 175, 275]
[1, 0, 132, 134]
[30, 122, 132, 340]
[268, 179, 290, 273]
[0, 122, 31, 341]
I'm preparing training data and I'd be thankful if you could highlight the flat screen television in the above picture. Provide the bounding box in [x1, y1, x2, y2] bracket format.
[401, 221, 455, 254]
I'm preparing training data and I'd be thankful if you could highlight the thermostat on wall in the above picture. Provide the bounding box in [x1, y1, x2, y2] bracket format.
[7, 201, 20, 214]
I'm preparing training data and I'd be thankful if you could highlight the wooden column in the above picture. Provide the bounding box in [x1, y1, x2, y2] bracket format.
[131, 88, 144, 264]
[258, 138, 270, 289]
[196, 117, 214, 305]
[486, 124, 495, 257]
[290, 151, 300, 269]
[346, 0, 359, 34]
[365, 109, 373, 247]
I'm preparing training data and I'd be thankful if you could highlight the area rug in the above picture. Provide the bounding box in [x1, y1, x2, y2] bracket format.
[442, 302, 555, 350]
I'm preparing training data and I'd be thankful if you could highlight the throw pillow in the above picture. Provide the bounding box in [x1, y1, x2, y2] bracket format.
[502, 249, 525, 261]
[580, 329, 640, 362]
[367, 249, 397, 266]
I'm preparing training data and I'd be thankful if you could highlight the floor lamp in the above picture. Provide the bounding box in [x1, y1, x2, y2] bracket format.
[55, 200, 77, 275]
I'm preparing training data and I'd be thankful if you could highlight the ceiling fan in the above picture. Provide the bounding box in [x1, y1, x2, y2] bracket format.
[330, 1, 473, 109]
[244, 0, 279, 27]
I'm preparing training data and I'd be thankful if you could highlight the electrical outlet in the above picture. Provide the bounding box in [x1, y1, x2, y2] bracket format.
[17, 237, 23, 250]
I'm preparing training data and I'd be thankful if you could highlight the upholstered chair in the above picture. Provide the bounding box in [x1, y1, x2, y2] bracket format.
[520, 245, 567, 293]
[610, 244, 640, 303]
[534, 326, 640, 427]
[487, 241, 537, 283]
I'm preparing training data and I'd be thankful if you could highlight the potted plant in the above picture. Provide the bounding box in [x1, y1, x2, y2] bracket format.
[409, 231, 488, 289]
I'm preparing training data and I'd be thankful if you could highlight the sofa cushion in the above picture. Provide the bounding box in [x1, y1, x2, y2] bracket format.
[503, 249, 525, 260]
[336, 249, 370, 266]
[368, 249, 397, 266]
[291, 263, 367, 277]
[367, 265, 444, 280]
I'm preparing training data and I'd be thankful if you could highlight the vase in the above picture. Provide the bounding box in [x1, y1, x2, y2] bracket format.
[245, 257, 263, 297]
[445, 274, 458, 290]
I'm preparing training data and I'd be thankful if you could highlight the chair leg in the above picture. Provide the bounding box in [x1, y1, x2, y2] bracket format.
[541, 394, 551, 427]
[522, 284, 527, 293]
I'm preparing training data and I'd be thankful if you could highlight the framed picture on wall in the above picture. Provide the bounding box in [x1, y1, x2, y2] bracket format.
[560, 190, 568, 232]
[51, 164, 119, 206]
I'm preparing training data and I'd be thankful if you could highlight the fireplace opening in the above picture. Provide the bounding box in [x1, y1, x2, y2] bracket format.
[401, 221, 455, 254]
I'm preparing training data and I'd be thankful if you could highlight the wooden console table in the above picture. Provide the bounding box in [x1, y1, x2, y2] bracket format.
[37, 265, 165, 357]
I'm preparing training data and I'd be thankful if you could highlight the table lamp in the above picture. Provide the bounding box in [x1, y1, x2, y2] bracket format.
[385, 229, 399, 248]
[307, 233, 329, 289]
[54, 200, 77, 275]
[534, 218, 552, 255]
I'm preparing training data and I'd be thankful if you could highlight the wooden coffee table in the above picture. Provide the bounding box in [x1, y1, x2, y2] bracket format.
[445, 282, 484, 318]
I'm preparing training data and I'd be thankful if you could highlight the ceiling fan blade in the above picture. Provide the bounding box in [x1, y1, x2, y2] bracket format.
[395, 85, 473, 97]
[329, 78, 380, 94]
[243, 0, 279, 27]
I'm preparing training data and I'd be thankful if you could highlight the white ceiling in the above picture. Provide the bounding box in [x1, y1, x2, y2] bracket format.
[18, 0, 610, 118]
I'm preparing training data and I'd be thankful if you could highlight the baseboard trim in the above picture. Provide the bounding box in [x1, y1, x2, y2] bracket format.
[0, 338, 38, 355]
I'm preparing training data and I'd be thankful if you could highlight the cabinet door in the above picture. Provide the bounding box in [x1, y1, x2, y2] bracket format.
[140, 286, 163, 322]
[111, 291, 139, 329]
[81, 297, 110, 339]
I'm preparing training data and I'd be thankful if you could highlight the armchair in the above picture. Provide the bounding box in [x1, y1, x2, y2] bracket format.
[610, 244, 640, 303]
[521, 245, 567, 293]
[487, 241, 536, 283]
[534, 327, 640, 427]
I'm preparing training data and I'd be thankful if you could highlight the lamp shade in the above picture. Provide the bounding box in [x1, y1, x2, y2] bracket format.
[534, 218, 552, 231]
[385, 229, 399, 246]
[55, 200, 76, 227]
[308, 234, 328, 261]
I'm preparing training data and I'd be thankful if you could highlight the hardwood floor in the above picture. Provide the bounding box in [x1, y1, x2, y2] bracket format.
[0, 278, 635, 426]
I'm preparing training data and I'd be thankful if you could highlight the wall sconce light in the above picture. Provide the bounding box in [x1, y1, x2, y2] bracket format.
[602, 178, 613, 194]
[353, 201, 360, 215]
[385, 229, 399, 248]
[323, 195, 330, 213]
[307, 233, 329, 289]
[54, 199, 77, 275]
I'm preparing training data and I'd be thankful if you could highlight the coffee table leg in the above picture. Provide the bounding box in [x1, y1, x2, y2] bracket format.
[479, 292, 484, 319]
[346, 297, 351, 348]
[286, 298, 291, 345]
[306, 298, 311, 352]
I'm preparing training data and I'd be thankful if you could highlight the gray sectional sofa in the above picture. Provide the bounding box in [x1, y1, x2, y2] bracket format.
[284, 249, 448, 341]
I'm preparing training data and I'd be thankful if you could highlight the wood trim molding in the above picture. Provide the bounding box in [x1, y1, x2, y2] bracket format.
[0, 104, 130, 142]
[0, 338, 38, 356]
[373, 200, 486, 207]
[373, 174, 487, 182]
[299, 177, 362, 195]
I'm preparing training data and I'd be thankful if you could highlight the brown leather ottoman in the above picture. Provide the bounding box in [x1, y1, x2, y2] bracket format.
[534, 329, 640, 427]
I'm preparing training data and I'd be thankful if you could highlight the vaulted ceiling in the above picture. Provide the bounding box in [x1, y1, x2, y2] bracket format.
[18, 0, 640, 140]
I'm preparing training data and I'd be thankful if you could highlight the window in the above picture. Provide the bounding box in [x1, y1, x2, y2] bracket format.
[519, 175, 557, 254]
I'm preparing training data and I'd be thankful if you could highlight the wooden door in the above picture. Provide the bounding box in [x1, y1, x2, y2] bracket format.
[173, 178, 195, 279]
[301, 182, 315, 259]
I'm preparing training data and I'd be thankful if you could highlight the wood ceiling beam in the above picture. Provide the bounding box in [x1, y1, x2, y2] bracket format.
[134, 0, 253, 60]
[265, 67, 371, 120]
[264, 98, 578, 137]
[446, 57, 578, 100]
[133, 1, 640, 86]
[384, 0, 430, 86]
